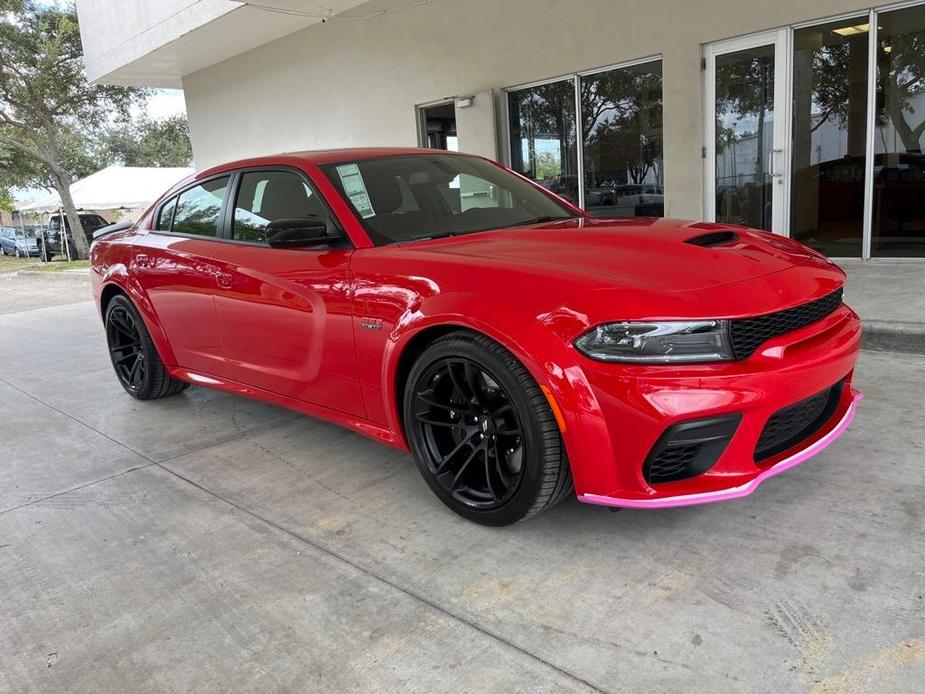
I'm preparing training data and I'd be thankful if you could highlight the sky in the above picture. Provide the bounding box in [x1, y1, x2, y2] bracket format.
[144, 89, 188, 120]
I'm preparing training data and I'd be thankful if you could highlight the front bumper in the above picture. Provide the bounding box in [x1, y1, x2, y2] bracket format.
[557, 304, 862, 508]
[579, 389, 861, 508]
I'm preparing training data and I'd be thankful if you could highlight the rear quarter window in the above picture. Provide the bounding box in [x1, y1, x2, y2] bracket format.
[156, 197, 178, 231]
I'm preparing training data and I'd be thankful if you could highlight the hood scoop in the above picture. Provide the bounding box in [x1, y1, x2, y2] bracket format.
[684, 230, 738, 248]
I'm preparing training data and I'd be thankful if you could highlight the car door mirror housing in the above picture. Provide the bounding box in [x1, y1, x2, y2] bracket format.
[265, 217, 332, 249]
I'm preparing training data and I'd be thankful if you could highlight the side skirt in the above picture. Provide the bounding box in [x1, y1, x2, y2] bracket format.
[169, 366, 408, 451]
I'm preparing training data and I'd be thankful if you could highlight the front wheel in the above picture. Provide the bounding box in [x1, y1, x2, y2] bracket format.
[105, 294, 189, 400]
[403, 331, 573, 525]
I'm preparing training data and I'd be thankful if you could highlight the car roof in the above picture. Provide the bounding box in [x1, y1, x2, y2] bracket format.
[196, 147, 472, 180]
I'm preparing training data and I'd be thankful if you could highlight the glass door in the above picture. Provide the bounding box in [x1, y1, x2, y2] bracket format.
[705, 30, 790, 233]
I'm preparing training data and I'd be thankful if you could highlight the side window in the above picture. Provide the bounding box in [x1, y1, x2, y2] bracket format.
[172, 177, 229, 237]
[232, 171, 328, 244]
[156, 197, 177, 231]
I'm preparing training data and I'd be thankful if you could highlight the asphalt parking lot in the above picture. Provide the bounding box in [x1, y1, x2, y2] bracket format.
[1, 287, 923, 692]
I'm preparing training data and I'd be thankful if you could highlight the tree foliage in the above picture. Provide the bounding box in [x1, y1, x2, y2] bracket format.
[98, 115, 192, 167]
[0, 0, 146, 257]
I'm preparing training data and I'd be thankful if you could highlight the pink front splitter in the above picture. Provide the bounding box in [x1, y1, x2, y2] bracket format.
[578, 390, 863, 510]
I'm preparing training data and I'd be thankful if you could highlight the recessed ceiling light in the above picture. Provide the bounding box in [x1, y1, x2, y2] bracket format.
[833, 23, 870, 36]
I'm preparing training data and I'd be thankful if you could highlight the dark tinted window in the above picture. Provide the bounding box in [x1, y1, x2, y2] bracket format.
[156, 197, 177, 231]
[172, 177, 229, 237]
[580, 60, 664, 218]
[321, 154, 575, 245]
[233, 171, 328, 244]
[508, 80, 579, 206]
[80, 214, 108, 227]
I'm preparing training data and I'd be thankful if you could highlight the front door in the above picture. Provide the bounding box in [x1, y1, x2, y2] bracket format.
[704, 30, 790, 233]
[207, 169, 365, 417]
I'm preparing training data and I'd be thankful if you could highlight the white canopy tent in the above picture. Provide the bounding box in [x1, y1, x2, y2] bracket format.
[17, 166, 194, 214]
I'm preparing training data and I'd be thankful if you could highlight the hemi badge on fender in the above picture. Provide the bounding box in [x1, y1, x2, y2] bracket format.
[360, 318, 383, 331]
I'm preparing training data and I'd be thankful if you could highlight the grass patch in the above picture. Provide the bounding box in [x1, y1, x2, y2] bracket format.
[30, 259, 91, 272]
[0, 255, 39, 272]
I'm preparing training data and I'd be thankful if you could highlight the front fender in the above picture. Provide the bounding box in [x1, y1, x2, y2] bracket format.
[381, 299, 609, 495]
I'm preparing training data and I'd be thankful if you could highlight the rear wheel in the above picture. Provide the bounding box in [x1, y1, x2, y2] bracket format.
[403, 331, 572, 525]
[105, 295, 189, 400]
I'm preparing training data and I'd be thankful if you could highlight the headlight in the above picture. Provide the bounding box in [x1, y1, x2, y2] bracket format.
[574, 320, 734, 364]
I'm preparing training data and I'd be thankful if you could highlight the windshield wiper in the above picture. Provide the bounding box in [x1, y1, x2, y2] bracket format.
[405, 231, 458, 242]
[509, 215, 573, 227]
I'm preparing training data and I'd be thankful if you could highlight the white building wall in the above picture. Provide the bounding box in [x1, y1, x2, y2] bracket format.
[182, 0, 876, 219]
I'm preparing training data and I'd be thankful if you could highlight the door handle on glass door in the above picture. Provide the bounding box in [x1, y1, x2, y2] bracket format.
[770, 148, 784, 183]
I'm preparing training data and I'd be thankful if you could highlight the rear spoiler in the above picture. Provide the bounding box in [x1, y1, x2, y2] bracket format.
[93, 221, 133, 240]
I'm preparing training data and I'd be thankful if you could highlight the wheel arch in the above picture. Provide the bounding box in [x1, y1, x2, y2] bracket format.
[387, 318, 555, 447]
[98, 275, 178, 368]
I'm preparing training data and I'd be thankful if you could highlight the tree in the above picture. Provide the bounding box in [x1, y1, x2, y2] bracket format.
[98, 114, 192, 167]
[0, 1, 145, 258]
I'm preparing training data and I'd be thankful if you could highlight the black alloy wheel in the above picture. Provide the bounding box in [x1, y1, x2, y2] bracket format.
[404, 331, 573, 525]
[413, 357, 526, 510]
[105, 294, 189, 400]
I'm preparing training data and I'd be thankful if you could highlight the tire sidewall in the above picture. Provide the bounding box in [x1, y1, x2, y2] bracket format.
[105, 295, 155, 398]
[403, 336, 553, 526]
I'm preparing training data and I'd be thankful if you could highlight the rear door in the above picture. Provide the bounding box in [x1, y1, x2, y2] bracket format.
[135, 176, 230, 376]
[205, 168, 364, 416]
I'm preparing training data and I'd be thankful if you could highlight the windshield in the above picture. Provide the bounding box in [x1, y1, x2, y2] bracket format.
[320, 154, 577, 245]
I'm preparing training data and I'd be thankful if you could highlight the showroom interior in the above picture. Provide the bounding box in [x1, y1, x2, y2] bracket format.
[76, 0, 925, 260]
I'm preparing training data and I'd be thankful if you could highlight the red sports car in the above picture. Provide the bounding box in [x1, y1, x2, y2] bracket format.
[91, 149, 862, 525]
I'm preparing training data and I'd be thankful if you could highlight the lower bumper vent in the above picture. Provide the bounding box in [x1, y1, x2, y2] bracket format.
[644, 414, 742, 485]
[754, 380, 845, 462]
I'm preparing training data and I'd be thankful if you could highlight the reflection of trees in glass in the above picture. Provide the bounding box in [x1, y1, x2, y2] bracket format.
[877, 29, 925, 154]
[794, 25, 925, 154]
[714, 49, 773, 171]
[509, 81, 577, 180]
[173, 182, 227, 237]
[581, 66, 662, 185]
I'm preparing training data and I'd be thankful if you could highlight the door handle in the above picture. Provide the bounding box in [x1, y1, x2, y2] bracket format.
[769, 148, 785, 182]
[135, 253, 150, 268]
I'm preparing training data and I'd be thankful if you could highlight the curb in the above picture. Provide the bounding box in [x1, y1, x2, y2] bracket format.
[861, 320, 925, 356]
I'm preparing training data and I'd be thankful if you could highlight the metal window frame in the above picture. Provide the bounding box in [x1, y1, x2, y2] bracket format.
[704, 0, 925, 261]
[502, 55, 664, 213]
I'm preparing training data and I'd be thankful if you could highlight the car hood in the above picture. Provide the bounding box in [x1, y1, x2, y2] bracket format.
[402, 217, 823, 293]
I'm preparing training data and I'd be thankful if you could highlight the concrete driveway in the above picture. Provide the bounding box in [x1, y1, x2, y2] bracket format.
[1, 298, 923, 693]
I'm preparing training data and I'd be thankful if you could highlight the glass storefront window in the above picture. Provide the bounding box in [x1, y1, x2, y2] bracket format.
[791, 19, 869, 257]
[873, 5, 925, 257]
[508, 80, 579, 205]
[580, 61, 664, 217]
[714, 45, 776, 230]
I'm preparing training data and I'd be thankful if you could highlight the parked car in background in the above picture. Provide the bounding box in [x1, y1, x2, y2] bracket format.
[613, 184, 664, 216]
[37, 213, 110, 260]
[91, 148, 861, 525]
[0, 227, 40, 256]
[48, 212, 110, 243]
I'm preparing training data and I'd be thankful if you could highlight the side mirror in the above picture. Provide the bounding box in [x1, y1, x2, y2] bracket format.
[265, 217, 332, 249]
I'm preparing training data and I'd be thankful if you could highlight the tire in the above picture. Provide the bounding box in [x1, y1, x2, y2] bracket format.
[105, 294, 190, 400]
[403, 331, 573, 525]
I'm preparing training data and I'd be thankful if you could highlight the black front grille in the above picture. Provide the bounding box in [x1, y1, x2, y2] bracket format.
[730, 288, 844, 360]
[755, 380, 844, 462]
